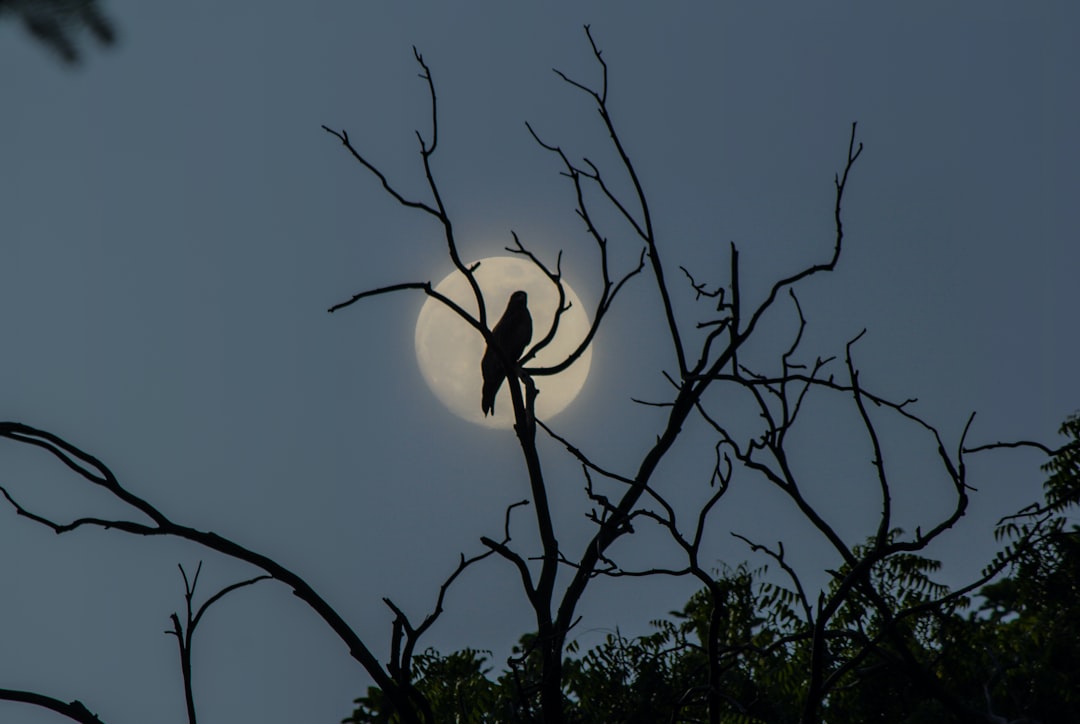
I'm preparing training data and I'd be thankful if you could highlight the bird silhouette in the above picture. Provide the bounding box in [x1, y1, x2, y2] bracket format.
[481, 290, 533, 416]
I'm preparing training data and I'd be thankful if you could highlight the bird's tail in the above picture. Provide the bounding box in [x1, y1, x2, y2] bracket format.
[481, 377, 503, 416]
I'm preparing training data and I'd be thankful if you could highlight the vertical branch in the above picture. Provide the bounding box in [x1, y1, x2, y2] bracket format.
[696, 124, 862, 381]
[545, 66, 864, 718]
[322, 49, 487, 330]
[845, 333, 892, 547]
[504, 362, 566, 721]
[167, 566, 197, 724]
[553, 26, 688, 376]
[522, 123, 648, 378]
[410, 48, 489, 329]
[165, 563, 270, 724]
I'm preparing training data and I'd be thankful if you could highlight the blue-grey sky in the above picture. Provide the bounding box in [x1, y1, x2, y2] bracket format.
[1, 2, 1077, 723]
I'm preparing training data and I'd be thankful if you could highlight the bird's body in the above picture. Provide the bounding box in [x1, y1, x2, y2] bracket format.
[481, 290, 532, 416]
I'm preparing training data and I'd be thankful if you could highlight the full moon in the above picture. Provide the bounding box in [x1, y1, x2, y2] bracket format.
[414, 256, 593, 429]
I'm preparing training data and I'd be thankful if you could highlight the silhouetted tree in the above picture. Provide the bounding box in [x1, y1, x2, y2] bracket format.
[0, 24, 1069, 724]
[345, 413, 1079, 722]
[320, 26, 1065, 723]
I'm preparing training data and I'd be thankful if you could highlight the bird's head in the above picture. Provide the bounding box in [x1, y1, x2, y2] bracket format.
[510, 290, 527, 306]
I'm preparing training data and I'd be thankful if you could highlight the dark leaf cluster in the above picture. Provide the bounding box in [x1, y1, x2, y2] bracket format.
[0, 0, 115, 64]
[348, 527, 1080, 723]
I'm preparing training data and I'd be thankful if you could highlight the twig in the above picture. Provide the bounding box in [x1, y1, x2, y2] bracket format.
[165, 562, 269, 724]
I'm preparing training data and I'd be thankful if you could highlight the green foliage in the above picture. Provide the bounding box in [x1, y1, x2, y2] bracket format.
[345, 648, 498, 723]
[937, 528, 1080, 722]
[563, 627, 694, 723]
[1042, 412, 1080, 514]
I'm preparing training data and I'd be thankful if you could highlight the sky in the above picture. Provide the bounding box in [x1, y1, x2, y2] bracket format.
[1, 2, 1078, 722]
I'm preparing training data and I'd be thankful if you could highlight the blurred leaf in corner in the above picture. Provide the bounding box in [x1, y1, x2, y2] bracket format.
[0, 0, 116, 65]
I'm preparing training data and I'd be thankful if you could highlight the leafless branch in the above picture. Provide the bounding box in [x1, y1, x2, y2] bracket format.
[0, 690, 104, 724]
[506, 232, 570, 366]
[323, 47, 487, 331]
[165, 562, 269, 724]
[321, 125, 439, 217]
[731, 534, 813, 624]
[548, 121, 863, 682]
[844, 333, 893, 547]
[0, 422, 419, 723]
[962, 439, 1057, 456]
[537, 420, 634, 485]
[526, 120, 649, 378]
[680, 265, 726, 303]
[387, 498, 530, 686]
[546, 25, 687, 377]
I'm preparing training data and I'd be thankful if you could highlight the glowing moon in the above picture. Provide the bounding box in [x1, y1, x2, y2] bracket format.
[414, 256, 593, 428]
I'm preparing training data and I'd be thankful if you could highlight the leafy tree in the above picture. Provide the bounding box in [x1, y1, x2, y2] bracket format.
[346, 531, 1080, 723]
[933, 412, 1080, 723]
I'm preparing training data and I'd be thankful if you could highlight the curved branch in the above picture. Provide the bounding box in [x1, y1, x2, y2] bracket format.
[0, 423, 421, 723]
[0, 690, 104, 724]
[323, 48, 486, 331]
[166, 562, 270, 724]
[390, 498, 530, 682]
[692, 124, 863, 387]
[844, 334, 893, 547]
[550, 25, 687, 377]
[507, 232, 569, 366]
[321, 125, 439, 216]
[526, 117, 649, 378]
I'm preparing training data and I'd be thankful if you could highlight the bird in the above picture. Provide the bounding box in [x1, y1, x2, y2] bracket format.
[481, 290, 533, 416]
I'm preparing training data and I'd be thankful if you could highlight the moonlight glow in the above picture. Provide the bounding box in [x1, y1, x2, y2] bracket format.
[414, 256, 593, 428]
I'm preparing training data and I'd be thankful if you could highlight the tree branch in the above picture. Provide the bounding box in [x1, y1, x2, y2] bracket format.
[165, 562, 269, 724]
[0, 689, 104, 723]
[0, 422, 421, 723]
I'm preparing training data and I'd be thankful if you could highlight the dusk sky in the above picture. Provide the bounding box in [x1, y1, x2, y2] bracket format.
[1, 3, 1077, 723]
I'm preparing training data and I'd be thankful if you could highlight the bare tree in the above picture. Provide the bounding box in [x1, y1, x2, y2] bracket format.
[0, 25, 1059, 724]
[322, 25, 1056, 723]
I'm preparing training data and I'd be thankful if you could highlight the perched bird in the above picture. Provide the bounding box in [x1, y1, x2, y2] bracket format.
[481, 290, 533, 416]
